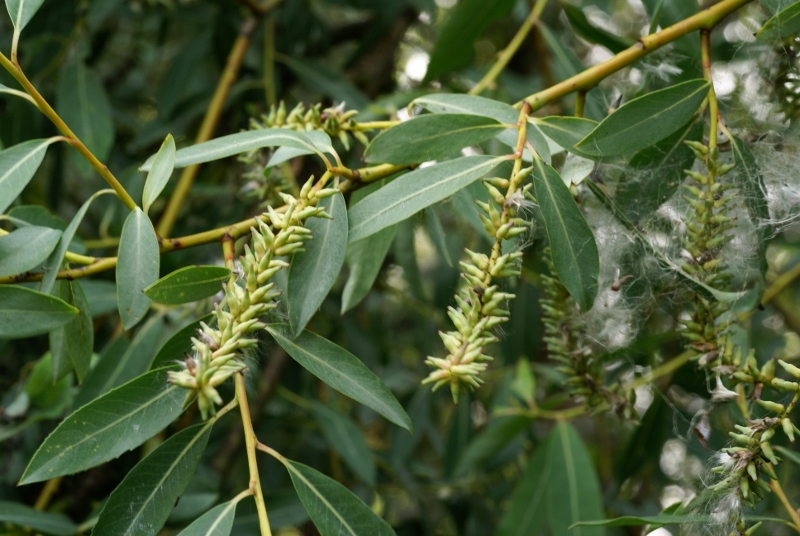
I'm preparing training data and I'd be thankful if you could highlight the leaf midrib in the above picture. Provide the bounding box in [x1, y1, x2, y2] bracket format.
[286, 462, 358, 536]
[0, 141, 48, 188]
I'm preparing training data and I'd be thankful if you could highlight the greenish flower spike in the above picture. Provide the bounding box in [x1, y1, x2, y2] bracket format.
[168, 176, 339, 419]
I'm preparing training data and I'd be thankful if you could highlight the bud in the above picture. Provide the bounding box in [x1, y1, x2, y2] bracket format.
[778, 359, 800, 378]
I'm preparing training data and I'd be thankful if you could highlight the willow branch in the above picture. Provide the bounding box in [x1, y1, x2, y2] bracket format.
[517, 0, 754, 110]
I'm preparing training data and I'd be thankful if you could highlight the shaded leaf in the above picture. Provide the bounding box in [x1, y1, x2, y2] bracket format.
[365, 113, 504, 165]
[75, 315, 165, 408]
[49, 280, 93, 383]
[730, 135, 770, 274]
[561, 3, 634, 53]
[0, 500, 77, 536]
[150, 313, 214, 370]
[41, 189, 112, 294]
[177, 499, 239, 536]
[144, 266, 230, 305]
[547, 422, 605, 536]
[756, 1, 800, 40]
[288, 193, 347, 335]
[413, 93, 551, 162]
[0, 225, 61, 277]
[496, 438, 550, 536]
[533, 160, 599, 311]
[348, 155, 504, 242]
[423, 206, 453, 267]
[576, 79, 709, 156]
[341, 225, 397, 313]
[0, 139, 54, 214]
[140, 129, 320, 171]
[266, 324, 412, 432]
[5, 0, 45, 31]
[0, 285, 78, 339]
[534, 116, 599, 160]
[57, 59, 114, 176]
[280, 56, 369, 110]
[615, 119, 701, 223]
[142, 133, 176, 215]
[20, 368, 184, 485]
[454, 415, 530, 478]
[93, 422, 213, 536]
[117, 208, 160, 330]
[425, 0, 516, 81]
[283, 459, 394, 536]
[311, 402, 376, 487]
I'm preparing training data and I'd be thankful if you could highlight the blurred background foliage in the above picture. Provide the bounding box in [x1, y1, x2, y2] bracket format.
[2, 0, 800, 534]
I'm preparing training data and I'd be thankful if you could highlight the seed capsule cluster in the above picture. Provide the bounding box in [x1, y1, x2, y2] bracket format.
[679, 141, 736, 361]
[168, 177, 339, 419]
[253, 101, 369, 149]
[541, 248, 636, 418]
[423, 171, 531, 403]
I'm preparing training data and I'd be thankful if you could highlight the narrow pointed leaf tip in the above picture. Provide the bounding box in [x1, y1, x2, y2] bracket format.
[142, 133, 176, 215]
[576, 79, 709, 157]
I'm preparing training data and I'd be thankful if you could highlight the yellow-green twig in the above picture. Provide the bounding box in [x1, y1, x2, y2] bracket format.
[469, 0, 548, 96]
[517, 0, 753, 110]
[235, 373, 272, 536]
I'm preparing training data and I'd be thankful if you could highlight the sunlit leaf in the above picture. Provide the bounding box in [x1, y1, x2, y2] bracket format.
[117, 208, 159, 330]
[496, 437, 550, 536]
[177, 499, 240, 536]
[365, 113, 504, 165]
[533, 160, 599, 311]
[0, 139, 55, 214]
[142, 133, 176, 215]
[93, 422, 213, 536]
[267, 324, 412, 432]
[283, 459, 394, 536]
[144, 266, 230, 305]
[0, 285, 78, 339]
[0, 226, 61, 277]
[576, 79, 709, 156]
[140, 129, 321, 170]
[413, 93, 551, 162]
[5, 0, 45, 31]
[19, 368, 185, 485]
[288, 193, 347, 335]
[348, 155, 504, 242]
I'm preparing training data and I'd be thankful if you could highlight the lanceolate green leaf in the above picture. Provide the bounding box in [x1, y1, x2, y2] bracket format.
[117, 208, 160, 330]
[533, 116, 598, 159]
[19, 368, 185, 485]
[413, 93, 551, 162]
[312, 402, 377, 487]
[75, 316, 165, 407]
[546, 422, 605, 536]
[57, 59, 114, 176]
[177, 499, 239, 536]
[495, 439, 550, 536]
[756, 0, 800, 40]
[576, 79, 709, 156]
[93, 422, 213, 536]
[140, 129, 320, 171]
[0, 285, 78, 339]
[144, 266, 230, 305]
[41, 189, 113, 294]
[0, 500, 77, 536]
[49, 280, 93, 383]
[533, 160, 599, 311]
[0, 139, 55, 214]
[348, 155, 504, 242]
[288, 193, 347, 335]
[341, 224, 397, 313]
[266, 324, 412, 432]
[365, 114, 505, 165]
[5, 0, 45, 31]
[142, 133, 176, 215]
[0, 226, 61, 277]
[282, 459, 395, 536]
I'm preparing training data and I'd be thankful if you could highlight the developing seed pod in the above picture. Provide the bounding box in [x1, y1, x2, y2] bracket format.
[778, 359, 800, 378]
